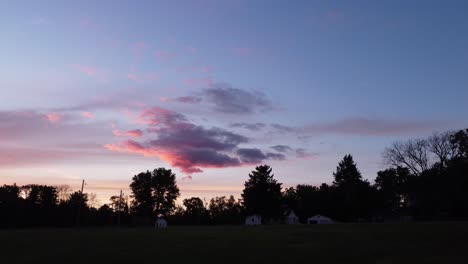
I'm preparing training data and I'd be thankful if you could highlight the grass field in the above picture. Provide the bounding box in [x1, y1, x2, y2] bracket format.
[1, 223, 468, 264]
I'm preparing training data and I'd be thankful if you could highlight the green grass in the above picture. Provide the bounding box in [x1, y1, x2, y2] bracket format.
[1, 223, 467, 264]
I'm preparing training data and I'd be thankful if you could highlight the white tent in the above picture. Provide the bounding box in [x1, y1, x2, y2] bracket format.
[285, 210, 299, 225]
[307, 215, 334, 224]
[245, 214, 262, 225]
[155, 218, 168, 228]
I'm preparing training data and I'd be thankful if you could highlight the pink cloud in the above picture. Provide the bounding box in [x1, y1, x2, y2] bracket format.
[130, 42, 148, 58]
[82, 112, 94, 119]
[126, 73, 141, 82]
[72, 64, 96, 76]
[71, 64, 108, 81]
[45, 112, 64, 123]
[153, 50, 175, 59]
[79, 17, 96, 29]
[132, 42, 147, 50]
[104, 107, 283, 175]
[184, 77, 213, 86]
[325, 10, 342, 22]
[134, 107, 186, 126]
[112, 129, 143, 138]
[146, 72, 158, 81]
[201, 66, 211, 73]
[104, 140, 241, 174]
[187, 46, 197, 53]
[232, 47, 253, 55]
[0, 110, 128, 168]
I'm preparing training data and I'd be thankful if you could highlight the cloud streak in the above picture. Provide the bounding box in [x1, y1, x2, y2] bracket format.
[271, 118, 447, 136]
[201, 83, 273, 114]
[271, 145, 293, 152]
[82, 112, 94, 119]
[112, 129, 143, 138]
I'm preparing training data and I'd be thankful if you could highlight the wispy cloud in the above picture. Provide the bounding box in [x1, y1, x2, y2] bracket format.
[31, 17, 48, 25]
[71, 64, 108, 81]
[0, 110, 117, 167]
[271, 118, 447, 136]
[130, 42, 148, 58]
[112, 129, 143, 138]
[46, 112, 64, 123]
[187, 46, 197, 53]
[295, 148, 317, 159]
[232, 47, 253, 55]
[230, 122, 266, 131]
[185, 77, 213, 86]
[173, 96, 203, 104]
[82, 112, 94, 119]
[201, 66, 211, 73]
[72, 64, 96, 76]
[237, 148, 285, 164]
[271, 145, 293, 152]
[126, 73, 141, 82]
[154, 50, 175, 59]
[201, 83, 273, 114]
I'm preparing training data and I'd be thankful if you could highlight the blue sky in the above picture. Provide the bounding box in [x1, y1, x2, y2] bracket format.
[1, 0, 467, 204]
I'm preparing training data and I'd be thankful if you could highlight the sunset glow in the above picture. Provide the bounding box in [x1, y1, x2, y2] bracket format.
[1, 0, 468, 206]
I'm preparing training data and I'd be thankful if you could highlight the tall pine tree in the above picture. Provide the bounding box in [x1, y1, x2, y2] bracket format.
[242, 165, 283, 221]
[333, 154, 363, 186]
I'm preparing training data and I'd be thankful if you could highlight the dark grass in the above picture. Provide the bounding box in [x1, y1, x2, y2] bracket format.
[1, 223, 468, 264]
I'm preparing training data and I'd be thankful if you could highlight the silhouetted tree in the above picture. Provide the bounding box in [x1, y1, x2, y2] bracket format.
[22, 185, 58, 209]
[333, 155, 363, 186]
[375, 167, 412, 214]
[282, 187, 298, 212]
[183, 197, 209, 224]
[67, 191, 88, 209]
[294, 185, 319, 221]
[130, 168, 180, 219]
[109, 195, 128, 213]
[0, 184, 22, 227]
[242, 165, 282, 221]
[428, 131, 457, 169]
[451, 129, 468, 158]
[209, 195, 243, 224]
[383, 139, 430, 176]
[55, 184, 72, 203]
[333, 155, 376, 221]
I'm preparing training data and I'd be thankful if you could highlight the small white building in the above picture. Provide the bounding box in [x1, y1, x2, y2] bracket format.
[245, 214, 262, 225]
[285, 210, 299, 225]
[155, 218, 167, 228]
[307, 215, 334, 224]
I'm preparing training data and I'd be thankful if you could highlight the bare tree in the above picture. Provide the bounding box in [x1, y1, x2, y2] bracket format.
[87, 193, 99, 208]
[428, 131, 457, 168]
[56, 185, 73, 202]
[383, 139, 430, 176]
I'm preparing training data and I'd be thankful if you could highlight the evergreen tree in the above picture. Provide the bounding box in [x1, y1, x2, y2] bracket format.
[242, 165, 282, 220]
[333, 154, 363, 186]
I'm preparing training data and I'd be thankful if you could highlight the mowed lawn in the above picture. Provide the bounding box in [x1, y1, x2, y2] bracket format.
[1, 223, 468, 264]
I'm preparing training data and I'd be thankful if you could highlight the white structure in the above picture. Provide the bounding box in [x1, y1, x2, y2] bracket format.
[307, 215, 334, 224]
[285, 210, 299, 225]
[155, 218, 167, 228]
[245, 214, 262, 225]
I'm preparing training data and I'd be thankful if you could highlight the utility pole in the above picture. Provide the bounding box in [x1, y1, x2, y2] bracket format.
[76, 179, 85, 226]
[117, 189, 123, 226]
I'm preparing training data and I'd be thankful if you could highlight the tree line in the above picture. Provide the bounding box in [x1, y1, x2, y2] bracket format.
[1, 128, 467, 228]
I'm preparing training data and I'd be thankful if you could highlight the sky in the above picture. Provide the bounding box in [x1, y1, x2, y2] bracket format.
[1, 0, 468, 206]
